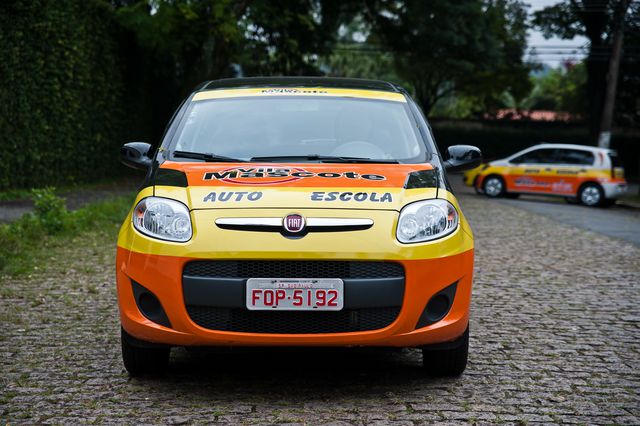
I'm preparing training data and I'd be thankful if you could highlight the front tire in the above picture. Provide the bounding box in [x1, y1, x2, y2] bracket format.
[422, 327, 469, 377]
[579, 183, 604, 207]
[483, 175, 505, 198]
[473, 177, 483, 194]
[121, 328, 170, 376]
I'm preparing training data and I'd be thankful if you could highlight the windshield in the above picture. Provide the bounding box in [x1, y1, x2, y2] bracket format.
[170, 96, 428, 163]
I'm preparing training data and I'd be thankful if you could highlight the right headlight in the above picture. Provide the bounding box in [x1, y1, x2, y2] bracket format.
[396, 199, 459, 243]
[132, 196, 192, 242]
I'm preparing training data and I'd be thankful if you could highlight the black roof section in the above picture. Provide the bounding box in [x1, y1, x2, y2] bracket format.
[198, 77, 402, 93]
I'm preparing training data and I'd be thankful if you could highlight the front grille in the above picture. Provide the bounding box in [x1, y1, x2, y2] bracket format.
[186, 306, 401, 334]
[183, 260, 404, 279]
[183, 260, 404, 334]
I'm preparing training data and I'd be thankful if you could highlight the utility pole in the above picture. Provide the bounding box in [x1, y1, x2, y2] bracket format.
[597, 0, 631, 148]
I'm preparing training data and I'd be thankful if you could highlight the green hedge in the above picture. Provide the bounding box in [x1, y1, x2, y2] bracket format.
[432, 120, 640, 180]
[0, 0, 126, 190]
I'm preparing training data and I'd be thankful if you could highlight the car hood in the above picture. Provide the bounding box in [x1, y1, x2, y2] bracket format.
[152, 161, 442, 211]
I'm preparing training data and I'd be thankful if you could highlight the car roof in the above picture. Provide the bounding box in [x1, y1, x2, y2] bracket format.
[197, 77, 403, 93]
[525, 143, 612, 153]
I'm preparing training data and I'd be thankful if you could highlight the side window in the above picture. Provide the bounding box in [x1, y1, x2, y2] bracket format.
[538, 149, 562, 164]
[555, 149, 595, 166]
[511, 149, 557, 164]
[511, 150, 539, 164]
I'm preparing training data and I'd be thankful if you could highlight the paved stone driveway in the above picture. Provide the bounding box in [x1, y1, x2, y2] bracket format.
[1, 192, 638, 424]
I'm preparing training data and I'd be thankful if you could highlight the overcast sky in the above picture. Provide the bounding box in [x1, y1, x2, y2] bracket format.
[525, 0, 589, 66]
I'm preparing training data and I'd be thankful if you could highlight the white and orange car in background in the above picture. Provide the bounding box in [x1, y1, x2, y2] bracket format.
[464, 144, 627, 206]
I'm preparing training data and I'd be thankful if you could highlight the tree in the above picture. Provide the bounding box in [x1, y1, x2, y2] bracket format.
[114, 0, 248, 141]
[522, 62, 587, 114]
[320, 15, 408, 83]
[112, 0, 360, 139]
[533, 0, 640, 141]
[363, 0, 531, 116]
[240, 0, 357, 75]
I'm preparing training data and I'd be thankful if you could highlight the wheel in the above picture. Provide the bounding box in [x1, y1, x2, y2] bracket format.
[482, 175, 505, 198]
[121, 328, 170, 376]
[422, 327, 469, 377]
[578, 183, 604, 207]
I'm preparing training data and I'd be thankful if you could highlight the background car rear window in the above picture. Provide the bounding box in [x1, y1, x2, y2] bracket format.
[171, 96, 428, 163]
[554, 149, 594, 165]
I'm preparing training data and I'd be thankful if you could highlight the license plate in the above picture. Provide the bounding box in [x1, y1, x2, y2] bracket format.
[246, 278, 344, 311]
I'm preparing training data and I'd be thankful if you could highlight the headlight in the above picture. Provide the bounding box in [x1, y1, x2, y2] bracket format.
[132, 197, 192, 242]
[396, 199, 459, 243]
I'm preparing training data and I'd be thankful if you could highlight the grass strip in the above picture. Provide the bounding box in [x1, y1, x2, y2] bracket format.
[0, 188, 134, 276]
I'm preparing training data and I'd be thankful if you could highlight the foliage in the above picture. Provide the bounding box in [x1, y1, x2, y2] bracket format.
[532, 0, 640, 133]
[363, 0, 532, 115]
[323, 42, 400, 82]
[320, 15, 409, 84]
[522, 63, 587, 113]
[113, 0, 358, 143]
[0, 191, 133, 275]
[0, 0, 127, 190]
[31, 188, 70, 234]
[115, 0, 245, 98]
[239, 0, 356, 76]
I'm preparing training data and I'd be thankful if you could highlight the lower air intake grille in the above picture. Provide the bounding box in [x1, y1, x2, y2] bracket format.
[183, 260, 404, 279]
[186, 306, 401, 334]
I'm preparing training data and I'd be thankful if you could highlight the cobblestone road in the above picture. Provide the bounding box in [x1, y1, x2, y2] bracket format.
[1, 191, 639, 425]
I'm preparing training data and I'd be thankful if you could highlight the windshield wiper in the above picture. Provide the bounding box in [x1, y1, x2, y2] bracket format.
[250, 155, 398, 164]
[172, 150, 244, 163]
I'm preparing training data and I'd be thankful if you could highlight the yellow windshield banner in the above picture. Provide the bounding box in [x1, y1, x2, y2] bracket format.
[192, 87, 407, 103]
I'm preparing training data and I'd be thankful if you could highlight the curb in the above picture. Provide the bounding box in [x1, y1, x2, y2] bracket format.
[617, 200, 640, 210]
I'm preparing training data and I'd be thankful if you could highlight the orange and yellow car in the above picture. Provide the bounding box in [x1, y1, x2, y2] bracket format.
[116, 77, 481, 376]
[464, 144, 627, 206]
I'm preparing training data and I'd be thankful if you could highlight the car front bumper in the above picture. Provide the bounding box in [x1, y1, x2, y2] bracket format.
[116, 196, 474, 347]
[116, 246, 473, 347]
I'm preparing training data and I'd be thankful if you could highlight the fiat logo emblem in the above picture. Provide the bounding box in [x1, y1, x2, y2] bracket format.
[283, 213, 305, 233]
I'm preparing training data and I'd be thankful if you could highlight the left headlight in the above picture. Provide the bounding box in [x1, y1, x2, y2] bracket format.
[396, 199, 459, 243]
[132, 197, 192, 242]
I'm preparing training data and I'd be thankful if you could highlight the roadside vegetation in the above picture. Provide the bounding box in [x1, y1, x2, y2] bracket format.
[0, 176, 137, 202]
[0, 188, 133, 276]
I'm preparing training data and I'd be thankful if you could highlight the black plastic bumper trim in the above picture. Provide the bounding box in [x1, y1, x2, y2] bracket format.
[182, 276, 405, 309]
[415, 281, 458, 329]
[131, 280, 172, 328]
[183, 276, 246, 308]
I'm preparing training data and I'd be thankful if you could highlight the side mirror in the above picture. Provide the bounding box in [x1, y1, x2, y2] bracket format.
[443, 145, 482, 172]
[120, 142, 153, 170]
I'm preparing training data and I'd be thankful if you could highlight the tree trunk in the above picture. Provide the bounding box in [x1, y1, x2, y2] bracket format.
[577, 0, 609, 144]
[585, 51, 608, 145]
[597, 0, 631, 148]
